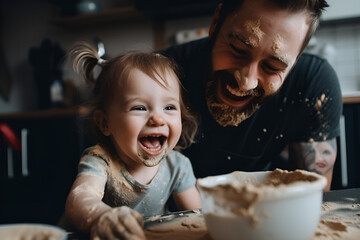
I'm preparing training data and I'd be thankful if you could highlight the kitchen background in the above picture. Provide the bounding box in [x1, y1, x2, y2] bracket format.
[0, 0, 215, 113]
[0, 0, 360, 225]
[0, 0, 360, 112]
[0, 0, 360, 113]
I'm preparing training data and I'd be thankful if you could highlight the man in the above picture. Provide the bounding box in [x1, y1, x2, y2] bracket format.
[162, 0, 342, 191]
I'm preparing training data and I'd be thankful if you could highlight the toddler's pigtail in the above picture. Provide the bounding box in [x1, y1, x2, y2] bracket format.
[70, 41, 106, 84]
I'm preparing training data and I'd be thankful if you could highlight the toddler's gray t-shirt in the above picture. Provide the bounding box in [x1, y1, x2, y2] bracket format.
[78, 145, 197, 217]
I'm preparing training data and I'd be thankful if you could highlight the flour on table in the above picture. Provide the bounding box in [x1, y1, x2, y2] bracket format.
[313, 199, 360, 240]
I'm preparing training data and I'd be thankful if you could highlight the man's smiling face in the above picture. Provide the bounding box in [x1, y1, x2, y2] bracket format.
[207, 0, 309, 126]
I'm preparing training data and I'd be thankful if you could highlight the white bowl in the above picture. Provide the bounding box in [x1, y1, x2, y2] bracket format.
[197, 169, 327, 240]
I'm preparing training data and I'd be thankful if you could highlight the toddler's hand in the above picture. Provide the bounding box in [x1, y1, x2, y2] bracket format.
[90, 206, 146, 240]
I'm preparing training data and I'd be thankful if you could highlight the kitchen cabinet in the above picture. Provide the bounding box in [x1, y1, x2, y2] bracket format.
[0, 109, 87, 225]
[51, 6, 147, 27]
[51, 6, 167, 50]
[342, 103, 360, 188]
[50, 3, 216, 50]
[332, 103, 360, 189]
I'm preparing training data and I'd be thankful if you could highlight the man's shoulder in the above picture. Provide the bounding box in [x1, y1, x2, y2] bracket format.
[287, 52, 337, 85]
[293, 52, 331, 72]
[298, 52, 324, 60]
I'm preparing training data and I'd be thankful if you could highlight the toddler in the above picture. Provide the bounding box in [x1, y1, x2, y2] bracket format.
[65, 42, 201, 240]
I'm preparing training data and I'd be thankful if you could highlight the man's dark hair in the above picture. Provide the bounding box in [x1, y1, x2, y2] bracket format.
[212, 0, 329, 56]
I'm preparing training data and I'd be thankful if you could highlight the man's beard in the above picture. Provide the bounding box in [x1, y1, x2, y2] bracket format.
[205, 70, 265, 127]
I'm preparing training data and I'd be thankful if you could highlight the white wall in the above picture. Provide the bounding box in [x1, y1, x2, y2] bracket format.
[322, 0, 360, 21]
[315, 22, 360, 95]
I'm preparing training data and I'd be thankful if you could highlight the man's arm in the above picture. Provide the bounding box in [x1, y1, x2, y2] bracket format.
[288, 138, 337, 191]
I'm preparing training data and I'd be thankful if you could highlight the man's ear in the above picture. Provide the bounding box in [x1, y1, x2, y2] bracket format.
[94, 110, 111, 136]
[209, 3, 223, 38]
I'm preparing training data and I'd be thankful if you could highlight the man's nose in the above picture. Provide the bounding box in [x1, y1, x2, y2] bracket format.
[148, 112, 166, 126]
[234, 66, 258, 91]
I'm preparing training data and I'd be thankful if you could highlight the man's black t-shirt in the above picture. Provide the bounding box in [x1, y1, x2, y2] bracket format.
[162, 38, 342, 178]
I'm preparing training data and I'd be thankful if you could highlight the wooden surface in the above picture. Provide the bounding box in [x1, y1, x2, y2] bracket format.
[343, 96, 360, 104]
[0, 107, 81, 119]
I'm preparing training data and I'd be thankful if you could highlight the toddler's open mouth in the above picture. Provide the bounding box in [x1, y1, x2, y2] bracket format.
[139, 135, 167, 156]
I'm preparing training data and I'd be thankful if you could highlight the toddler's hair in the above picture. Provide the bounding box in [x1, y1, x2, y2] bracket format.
[70, 42, 197, 151]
